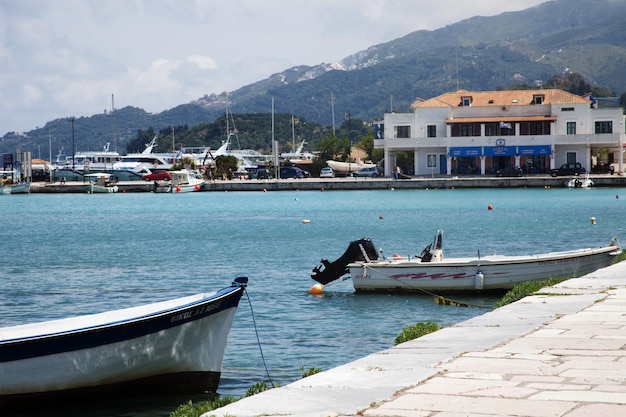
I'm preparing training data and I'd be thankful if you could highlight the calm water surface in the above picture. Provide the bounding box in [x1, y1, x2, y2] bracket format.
[1, 187, 624, 416]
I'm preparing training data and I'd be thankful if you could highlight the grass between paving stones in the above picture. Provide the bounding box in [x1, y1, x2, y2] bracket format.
[169, 381, 269, 417]
[169, 367, 322, 417]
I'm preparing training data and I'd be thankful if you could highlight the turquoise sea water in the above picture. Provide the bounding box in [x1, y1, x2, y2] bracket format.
[1, 187, 624, 416]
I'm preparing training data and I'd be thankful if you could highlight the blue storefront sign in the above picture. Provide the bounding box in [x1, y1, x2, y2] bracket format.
[484, 146, 515, 156]
[450, 145, 552, 157]
[450, 147, 482, 157]
[518, 145, 552, 156]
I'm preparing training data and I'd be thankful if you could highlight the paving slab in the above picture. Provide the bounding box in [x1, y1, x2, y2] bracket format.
[208, 261, 626, 417]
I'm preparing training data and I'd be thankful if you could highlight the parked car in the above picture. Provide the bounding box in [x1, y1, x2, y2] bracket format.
[590, 163, 615, 175]
[550, 163, 586, 177]
[319, 167, 335, 178]
[353, 167, 381, 177]
[496, 166, 523, 177]
[255, 168, 271, 179]
[142, 170, 172, 181]
[279, 166, 310, 179]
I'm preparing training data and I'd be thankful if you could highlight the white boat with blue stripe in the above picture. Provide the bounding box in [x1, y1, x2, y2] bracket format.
[0, 277, 248, 407]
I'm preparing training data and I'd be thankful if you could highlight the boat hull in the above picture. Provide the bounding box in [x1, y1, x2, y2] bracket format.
[54, 168, 145, 182]
[10, 182, 31, 194]
[349, 245, 620, 292]
[326, 160, 376, 174]
[0, 284, 244, 406]
[87, 184, 119, 193]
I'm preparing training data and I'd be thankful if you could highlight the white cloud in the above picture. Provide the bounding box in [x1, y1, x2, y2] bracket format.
[0, 0, 546, 134]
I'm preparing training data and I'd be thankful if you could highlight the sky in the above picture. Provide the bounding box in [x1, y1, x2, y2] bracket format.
[0, 0, 547, 134]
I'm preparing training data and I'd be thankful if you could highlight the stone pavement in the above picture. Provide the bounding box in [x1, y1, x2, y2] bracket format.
[209, 261, 626, 417]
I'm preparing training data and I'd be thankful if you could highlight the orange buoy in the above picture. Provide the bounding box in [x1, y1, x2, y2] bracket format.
[488, 205, 493, 210]
[309, 283, 324, 295]
[176, 186, 181, 192]
[195, 184, 200, 191]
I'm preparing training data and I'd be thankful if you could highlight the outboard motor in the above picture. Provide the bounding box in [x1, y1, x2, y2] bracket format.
[312, 238, 378, 285]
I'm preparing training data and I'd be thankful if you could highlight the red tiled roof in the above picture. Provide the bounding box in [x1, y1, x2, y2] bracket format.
[413, 89, 590, 109]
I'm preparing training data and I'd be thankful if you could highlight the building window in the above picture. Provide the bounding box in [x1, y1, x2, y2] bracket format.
[427, 125, 436, 137]
[566, 122, 576, 135]
[395, 125, 411, 138]
[533, 95, 544, 105]
[566, 152, 577, 164]
[427, 154, 436, 168]
[529, 122, 543, 135]
[460, 124, 474, 136]
[462, 97, 472, 107]
[561, 107, 574, 112]
[374, 123, 384, 139]
[595, 121, 613, 134]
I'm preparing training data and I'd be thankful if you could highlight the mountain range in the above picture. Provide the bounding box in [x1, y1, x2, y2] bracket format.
[2, 0, 625, 158]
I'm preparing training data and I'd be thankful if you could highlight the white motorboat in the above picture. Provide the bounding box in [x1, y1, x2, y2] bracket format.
[85, 173, 119, 193]
[312, 230, 622, 292]
[170, 169, 205, 192]
[326, 160, 377, 175]
[9, 182, 31, 194]
[0, 278, 248, 407]
[567, 173, 593, 188]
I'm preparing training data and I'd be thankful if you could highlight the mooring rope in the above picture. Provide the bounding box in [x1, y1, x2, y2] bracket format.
[241, 286, 275, 388]
[362, 265, 491, 309]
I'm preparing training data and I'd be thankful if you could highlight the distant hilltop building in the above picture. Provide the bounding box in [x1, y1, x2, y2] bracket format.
[377, 89, 625, 176]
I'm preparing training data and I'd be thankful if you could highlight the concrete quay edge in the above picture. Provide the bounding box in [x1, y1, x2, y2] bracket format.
[209, 261, 626, 417]
[25, 174, 626, 194]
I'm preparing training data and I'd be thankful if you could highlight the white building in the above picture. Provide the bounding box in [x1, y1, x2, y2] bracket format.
[377, 89, 625, 176]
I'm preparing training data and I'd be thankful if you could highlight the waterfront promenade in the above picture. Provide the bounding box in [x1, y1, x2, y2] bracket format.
[27, 173, 626, 193]
[210, 261, 626, 417]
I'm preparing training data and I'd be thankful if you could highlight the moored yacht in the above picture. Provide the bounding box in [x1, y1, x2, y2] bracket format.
[111, 136, 175, 180]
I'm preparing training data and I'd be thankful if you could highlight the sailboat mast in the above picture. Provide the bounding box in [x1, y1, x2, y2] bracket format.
[111, 94, 117, 153]
[331, 92, 336, 136]
[291, 115, 296, 153]
[226, 94, 229, 149]
[272, 97, 278, 178]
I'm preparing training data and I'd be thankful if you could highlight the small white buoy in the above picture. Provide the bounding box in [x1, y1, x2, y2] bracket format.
[302, 219, 311, 224]
[590, 217, 596, 225]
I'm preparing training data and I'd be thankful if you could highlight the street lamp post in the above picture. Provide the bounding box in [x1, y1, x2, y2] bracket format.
[69, 117, 75, 180]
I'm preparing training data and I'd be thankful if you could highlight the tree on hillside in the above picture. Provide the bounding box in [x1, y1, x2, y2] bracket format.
[316, 135, 350, 161]
[545, 72, 591, 95]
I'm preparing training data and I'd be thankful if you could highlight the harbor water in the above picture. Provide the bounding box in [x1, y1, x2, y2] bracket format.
[1, 187, 624, 416]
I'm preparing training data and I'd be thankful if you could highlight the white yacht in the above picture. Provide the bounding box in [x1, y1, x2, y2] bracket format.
[112, 136, 174, 178]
